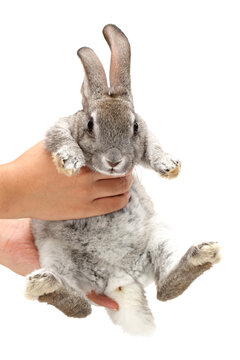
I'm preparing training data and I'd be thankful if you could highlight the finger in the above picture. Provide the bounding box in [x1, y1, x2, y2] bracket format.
[91, 192, 130, 215]
[92, 175, 133, 199]
[87, 291, 119, 310]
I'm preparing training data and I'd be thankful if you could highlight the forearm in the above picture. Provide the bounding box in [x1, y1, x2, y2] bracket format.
[0, 163, 20, 218]
[141, 130, 181, 179]
[45, 115, 85, 176]
[45, 114, 81, 153]
[141, 131, 166, 168]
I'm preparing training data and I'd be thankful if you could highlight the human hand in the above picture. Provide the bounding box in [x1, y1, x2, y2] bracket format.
[1, 141, 133, 220]
[0, 218, 119, 310]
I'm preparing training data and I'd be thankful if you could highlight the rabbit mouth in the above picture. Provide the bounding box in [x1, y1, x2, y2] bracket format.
[91, 154, 131, 176]
[92, 164, 129, 177]
[103, 168, 128, 176]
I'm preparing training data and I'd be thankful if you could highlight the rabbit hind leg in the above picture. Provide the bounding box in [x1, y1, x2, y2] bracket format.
[25, 268, 92, 318]
[157, 242, 221, 301]
[38, 287, 92, 318]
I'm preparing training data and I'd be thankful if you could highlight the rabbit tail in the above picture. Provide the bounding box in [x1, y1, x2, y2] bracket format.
[105, 275, 156, 336]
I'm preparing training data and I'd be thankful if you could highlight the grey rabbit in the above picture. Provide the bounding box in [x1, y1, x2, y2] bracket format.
[25, 24, 221, 335]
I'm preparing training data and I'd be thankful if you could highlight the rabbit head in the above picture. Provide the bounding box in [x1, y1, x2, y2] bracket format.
[77, 24, 146, 176]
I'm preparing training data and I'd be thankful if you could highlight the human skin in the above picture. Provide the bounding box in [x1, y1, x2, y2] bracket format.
[0, 219, 118, 310]
[0, 141, 133, 309]
[0, 218, 118, 309]
[0, 142, 133, 220]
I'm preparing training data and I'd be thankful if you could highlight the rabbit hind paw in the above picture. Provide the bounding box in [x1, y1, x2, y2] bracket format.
[24, 269, 62, 300]
[188, 242, 221, 267]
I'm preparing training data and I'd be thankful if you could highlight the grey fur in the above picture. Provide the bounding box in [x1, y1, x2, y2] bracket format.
[157, 243, 220, 301]
[39, 288, 92, 318]
[103, 24, 132, 99]
[26, 25, 220, 335]
[77, 47, 108, 112]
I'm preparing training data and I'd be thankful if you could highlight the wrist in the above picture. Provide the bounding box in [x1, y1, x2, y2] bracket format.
[0, 163, 13, 218]
[0, 160, 27, 219]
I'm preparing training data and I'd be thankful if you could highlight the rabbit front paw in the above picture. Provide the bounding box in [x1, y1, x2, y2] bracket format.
[156, 153, 181, 179]
[52, 145, 85, 176]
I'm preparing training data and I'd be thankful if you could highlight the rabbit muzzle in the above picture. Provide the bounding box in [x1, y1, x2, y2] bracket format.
[91, 148, 131, 176]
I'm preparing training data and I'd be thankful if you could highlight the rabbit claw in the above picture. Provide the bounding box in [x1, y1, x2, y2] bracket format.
[157, 154, 181, 179]
[52, 146, 85, 176]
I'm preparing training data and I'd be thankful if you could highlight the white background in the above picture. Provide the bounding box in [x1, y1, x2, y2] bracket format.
[0, 0, 239, 359]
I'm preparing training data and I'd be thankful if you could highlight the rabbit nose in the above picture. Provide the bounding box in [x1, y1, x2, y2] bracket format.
[105, 148, 122, 168]
[107, 160, 121, 168]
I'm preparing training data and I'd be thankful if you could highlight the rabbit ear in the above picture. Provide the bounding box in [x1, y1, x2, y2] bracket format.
[77, 47, 108, 110]
[103, 24, 132, 99]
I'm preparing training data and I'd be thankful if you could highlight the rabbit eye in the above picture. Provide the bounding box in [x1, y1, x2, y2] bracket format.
[88, 117, 94, 133]
[133, 120, 138, 135]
